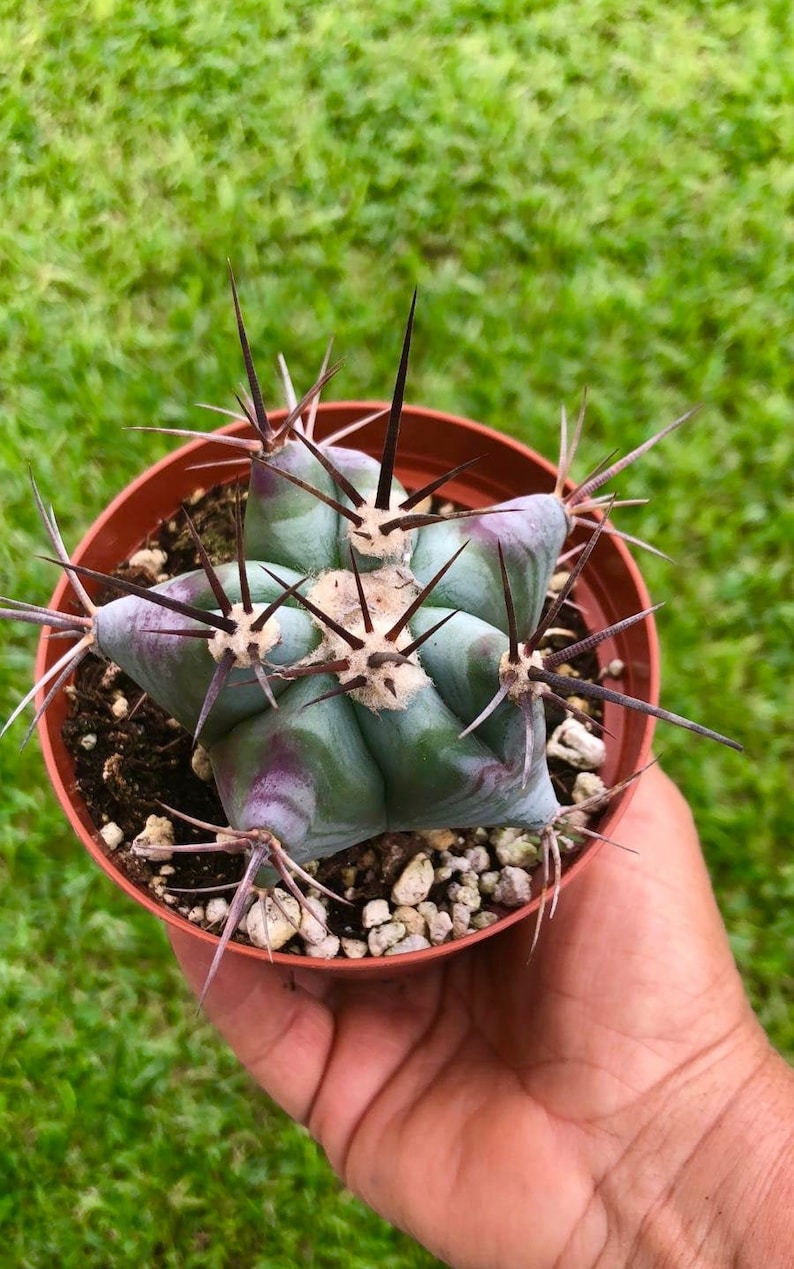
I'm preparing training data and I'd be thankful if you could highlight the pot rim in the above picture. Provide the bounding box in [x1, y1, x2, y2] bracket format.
[33, 401, 660, 974]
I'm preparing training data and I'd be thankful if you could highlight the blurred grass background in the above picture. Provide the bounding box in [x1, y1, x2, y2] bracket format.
[1, 1, 792, 1264]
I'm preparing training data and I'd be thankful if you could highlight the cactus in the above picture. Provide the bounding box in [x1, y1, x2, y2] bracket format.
[1, 272, 740, 999]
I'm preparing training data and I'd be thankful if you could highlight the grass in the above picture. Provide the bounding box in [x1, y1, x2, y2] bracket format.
[1, 0, 792, 1263]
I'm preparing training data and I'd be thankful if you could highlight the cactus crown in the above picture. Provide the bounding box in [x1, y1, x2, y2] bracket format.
[1, 270, 741, 999]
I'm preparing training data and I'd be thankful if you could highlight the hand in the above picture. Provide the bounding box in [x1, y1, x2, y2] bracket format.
[170, 766, 793, 1268]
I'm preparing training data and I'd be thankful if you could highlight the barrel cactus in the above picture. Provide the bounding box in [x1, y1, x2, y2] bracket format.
[2, 273, 739, 997]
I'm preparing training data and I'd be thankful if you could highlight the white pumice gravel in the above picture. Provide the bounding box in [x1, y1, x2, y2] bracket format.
[572, 771, 608, 803]
[128, 547, 168, 579]
[478, 870, 501, 896]
[427, 910, 453, 944]
[417, 899, 439, 922]
[390, 852, 435, 906]
[464, 844, 491, 873]
[494, 866, 533, 908]
[367, 920, 407, 957]
[362, 898, 391, 929]
[451, 902, 472, 938]
[341, 937, 369, 959]
[99, 662, 122, 689]
[386, 934, 432, 956]
[559, 806, 589, 830]
[447, 880, 481, 911]
[100, 821, 124, 850]
[246, 892, 301, 951]
[471, 911, 500, 931]
[434, 850, 471, 883]
[110, 694, 129, 718]
[187, 905, 205, 924]
[419, 828, 457, 850]
[305, 934, 341, 959]
[205, 897, 229, 927]
[393, 905, 428, 937]
[492, 827, 538, 868]
[299, 897, 329, 946]
[131, 814, 175, 861]
[190, 746, 214, 782]
[491, 827, 523, 850]
[79, 732, 98, 751]
[546, 718, 607, 770]
[601, 657, 625, 679]
[440, 851, 472, 873]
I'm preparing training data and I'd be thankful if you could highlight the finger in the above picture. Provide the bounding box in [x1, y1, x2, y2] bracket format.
[169, 928, 335, 1123]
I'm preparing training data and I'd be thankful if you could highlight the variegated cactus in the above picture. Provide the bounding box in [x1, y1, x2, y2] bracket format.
[2, 275, 740, 996]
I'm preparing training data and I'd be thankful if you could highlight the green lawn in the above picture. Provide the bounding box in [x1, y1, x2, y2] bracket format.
[1, 1, 792, 1264]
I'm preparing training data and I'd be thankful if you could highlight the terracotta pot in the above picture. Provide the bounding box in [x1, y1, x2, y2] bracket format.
[34, 402, 659, 974]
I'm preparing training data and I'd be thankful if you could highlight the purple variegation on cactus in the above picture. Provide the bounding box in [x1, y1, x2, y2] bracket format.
[1, 272, 741, 999]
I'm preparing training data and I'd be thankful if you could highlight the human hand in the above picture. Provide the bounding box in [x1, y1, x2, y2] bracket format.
[170, 765, 793, 1267]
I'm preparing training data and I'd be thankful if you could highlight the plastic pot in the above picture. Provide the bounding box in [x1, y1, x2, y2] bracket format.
[34, 402, 659, 974]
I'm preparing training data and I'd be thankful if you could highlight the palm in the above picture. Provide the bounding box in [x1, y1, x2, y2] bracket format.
[170, 767, 758, 1268]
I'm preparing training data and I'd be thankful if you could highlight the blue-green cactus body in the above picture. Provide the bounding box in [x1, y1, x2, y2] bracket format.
[245, 441, 408, 574]
[211, 676, 387, 868]
[94, 563, 319, 745]
[245, 444, 339, 572]
[350, 686, 556, 833]
[90, 433, 571, 871]
[409, 495, 568, 632]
